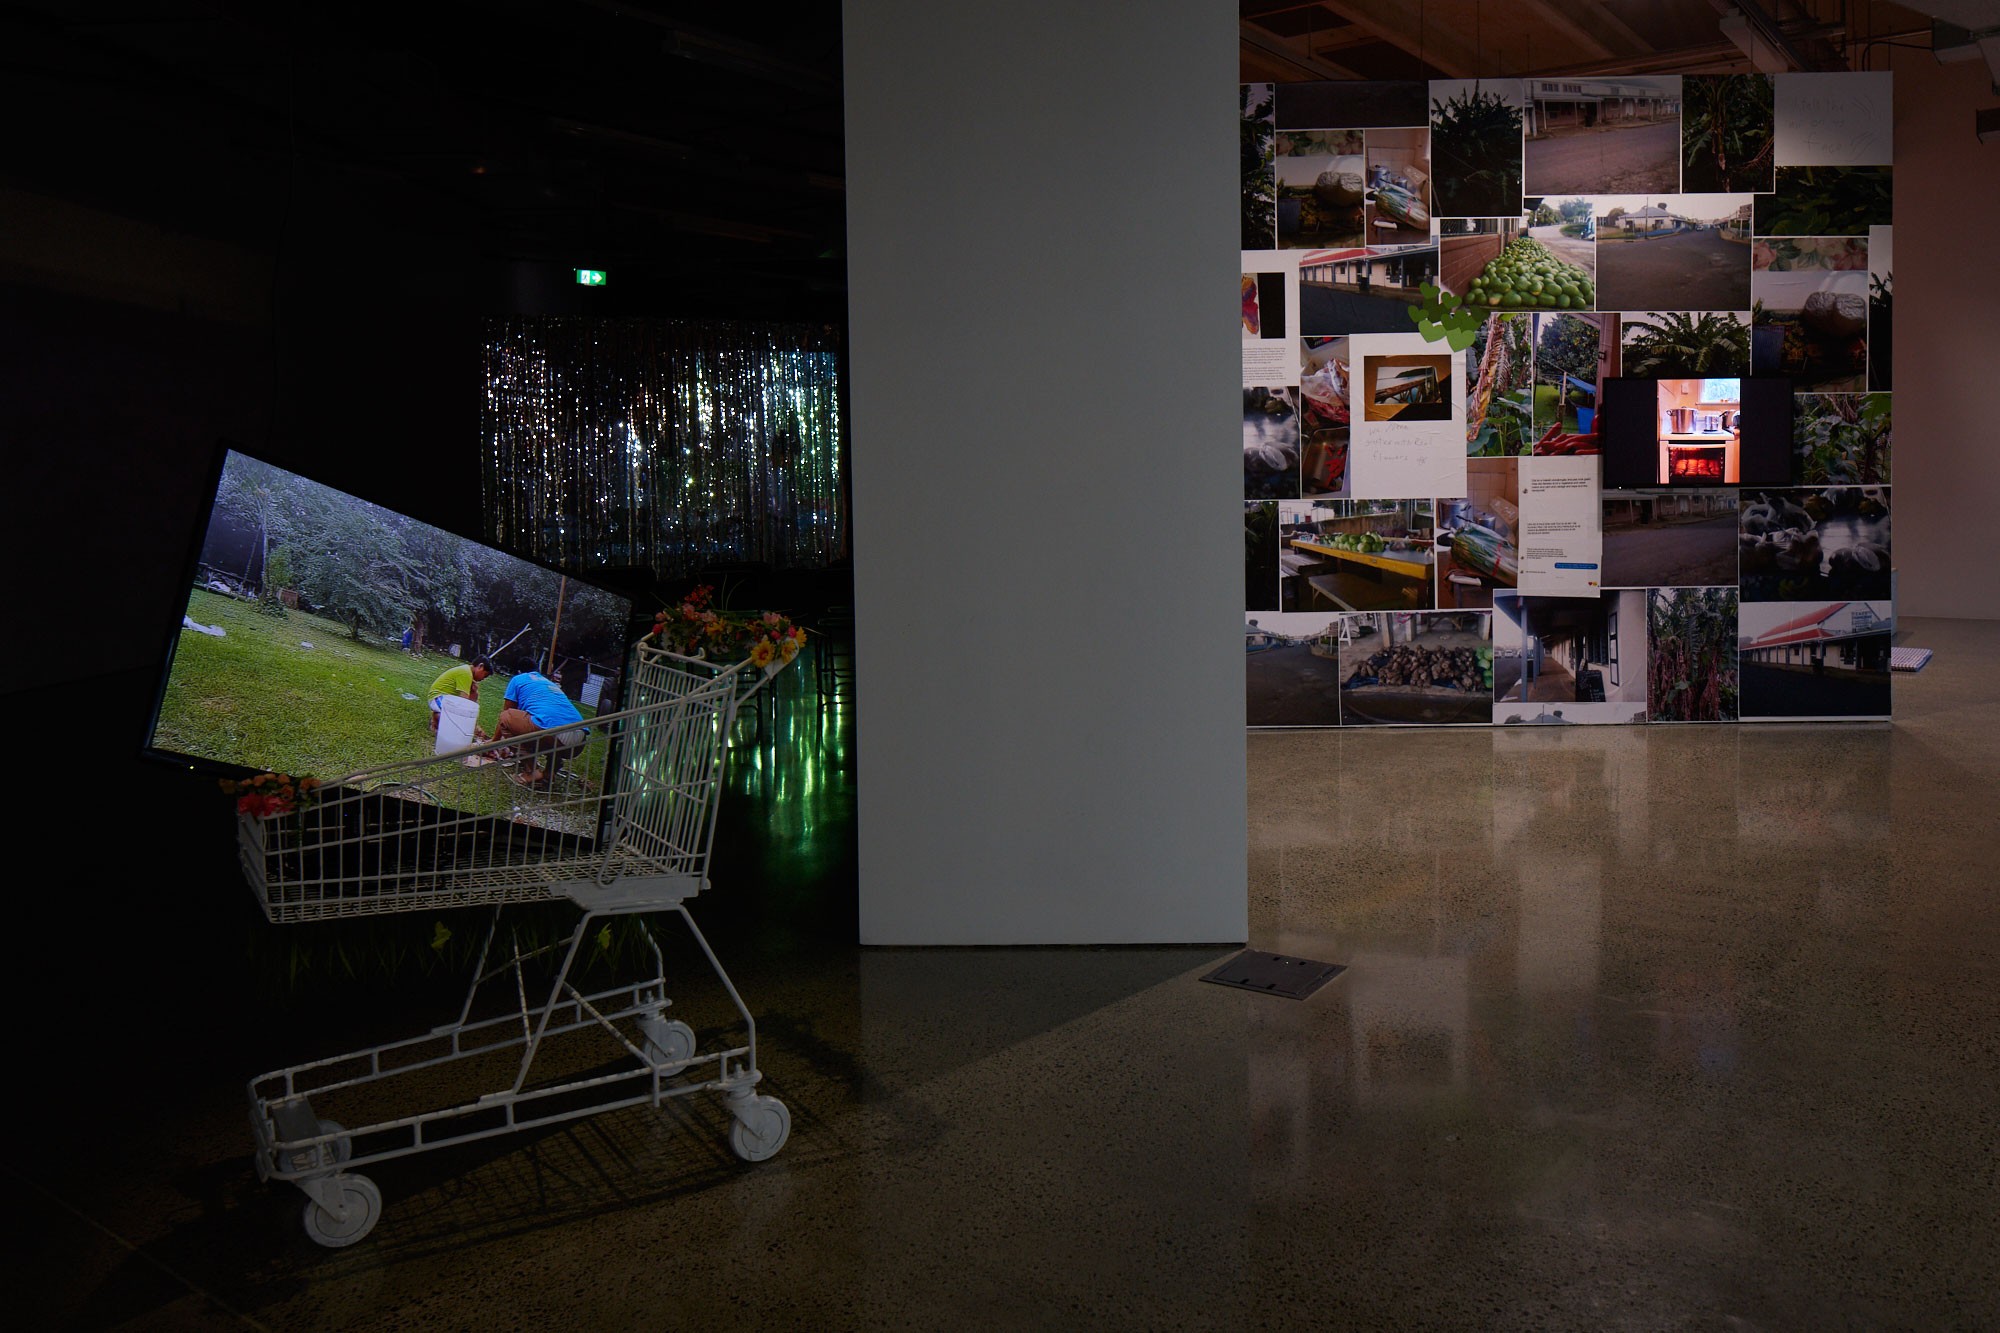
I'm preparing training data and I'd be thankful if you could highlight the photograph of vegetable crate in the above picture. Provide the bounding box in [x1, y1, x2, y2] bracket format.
[1278, 498, 1434, 614]
[1337, 611, 1494, 727]
[1244, 611, 1345, 728]
[1436, 458, 1519, 610]
[1738, 487, 1890, 603]
[1492, 590, 1650, 726]
[1736, 600, 1892, 719]
[1363, 127, 1431, 245]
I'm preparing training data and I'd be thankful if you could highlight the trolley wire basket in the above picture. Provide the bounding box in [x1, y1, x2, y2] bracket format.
[241, 643, 794, 1246]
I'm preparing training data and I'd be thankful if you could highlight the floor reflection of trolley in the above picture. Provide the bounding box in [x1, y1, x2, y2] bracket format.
[240, 643, 792, 1247]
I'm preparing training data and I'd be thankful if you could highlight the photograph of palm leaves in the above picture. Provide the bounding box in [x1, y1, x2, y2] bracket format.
[1794, 394, 1890, 485]
[1868, 225, 1891, 391]
[1619, 310, 1751, 378]
[1681, 74, 1775, 193]
[1647, 587, 1739, 723]
[1429, 79, 1524, 219]
[1243, 83, 1277, 250]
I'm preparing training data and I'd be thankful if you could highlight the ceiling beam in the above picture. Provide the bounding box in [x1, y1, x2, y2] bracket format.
[1310, 0, 1476, 77]
[1511, 0, 1651, 62]
[1239, 21, 1365, 81]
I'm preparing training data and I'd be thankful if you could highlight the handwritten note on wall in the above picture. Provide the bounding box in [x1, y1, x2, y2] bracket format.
[1775, 72, 1892, 166]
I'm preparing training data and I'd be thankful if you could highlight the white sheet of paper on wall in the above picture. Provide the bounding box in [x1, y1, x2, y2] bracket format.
[1346, 332, 1467, 500]
[1774, 72, 1892, 166]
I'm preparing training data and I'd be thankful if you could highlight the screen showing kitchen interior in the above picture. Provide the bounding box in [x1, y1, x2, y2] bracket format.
[1599, 376, 1793, 489]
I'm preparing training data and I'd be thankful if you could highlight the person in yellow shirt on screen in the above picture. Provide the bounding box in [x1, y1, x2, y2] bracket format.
[426, 657, 490, 735]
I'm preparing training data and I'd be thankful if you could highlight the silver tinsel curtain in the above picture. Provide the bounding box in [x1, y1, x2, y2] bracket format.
[480, 317, 845, 578]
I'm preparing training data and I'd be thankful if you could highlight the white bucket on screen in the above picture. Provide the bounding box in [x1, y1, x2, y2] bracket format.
[435, 694, 479, 754]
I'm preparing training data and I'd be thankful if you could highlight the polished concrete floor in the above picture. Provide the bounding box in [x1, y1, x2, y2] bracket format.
[12, 618, 2000, 1330]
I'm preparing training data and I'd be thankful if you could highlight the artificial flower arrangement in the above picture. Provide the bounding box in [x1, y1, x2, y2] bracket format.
[220, 771, 321, 818]
[648, 584, 808, 670]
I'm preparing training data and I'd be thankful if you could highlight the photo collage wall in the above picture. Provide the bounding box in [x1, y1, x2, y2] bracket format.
[1242, 74, 1893, 727]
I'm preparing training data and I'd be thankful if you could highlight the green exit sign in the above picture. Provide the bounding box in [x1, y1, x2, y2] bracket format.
[575, 268, 607, 287]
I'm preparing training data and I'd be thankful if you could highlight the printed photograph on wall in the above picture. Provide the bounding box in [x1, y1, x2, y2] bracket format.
[1364, 127, 1432, 245]
[1244, 386, 1301, 501]
[1242, 83, 1278, 250]
[1296, 241, 1440, 336]
[1739, 486, 1890, 602]
[1754, 166, 1892, 236]
[1619, 310, 1752, 378]
[1465, 313, 1534, 455]
[1362, 353, 1453, 421]
[1492, 590, 1650, 725]
[1246, 501, 1280, 612]
[1738, 601, 1892, 719]
[1446, 217, 1595, 314]
[1647, 586, 1740, 723]
[1530, 310, 1614, 453]
[1594, 194, 1752, 312]
[1429, 79, 1524, 219]
[1751, 259, 1868, 391]
[1276, 129, 1366, 249]
[1338, 610, 1494, 726]
[1299, 336, 1351, 498]
[1245, 611, 1345, 728]
[1601, 490, 1740, 589]
[1523, 75, 1681, 196]
[1680, 74, 1775, 193]
[1794, 393, 1890, 485]
[1868, 225, 1891, 391]
[1279, 498, 1435, 614]
[1437, 458, 1519, 610]
[1241, 271, 1289, 340]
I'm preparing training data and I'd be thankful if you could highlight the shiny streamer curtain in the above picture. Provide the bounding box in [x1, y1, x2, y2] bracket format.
[480, 317, 845, 578]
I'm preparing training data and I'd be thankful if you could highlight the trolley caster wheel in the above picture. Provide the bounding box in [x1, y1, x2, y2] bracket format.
[726, 1095, 791, 1163]
[638, 1014, 698, 1077]
[301, 1173, 381, 1249]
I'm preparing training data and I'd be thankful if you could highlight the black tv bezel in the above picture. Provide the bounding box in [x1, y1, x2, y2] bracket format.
[141, 441, 644, 831]
[1598, 374, 1794, 490]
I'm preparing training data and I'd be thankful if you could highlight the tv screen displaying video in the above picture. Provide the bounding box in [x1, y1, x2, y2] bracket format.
[1599, 376, 1793, 489]
[146, 449, 636, 834]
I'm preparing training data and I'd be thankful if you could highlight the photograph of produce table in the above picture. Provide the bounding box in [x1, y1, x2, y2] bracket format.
[1280, 499, 1436, 612]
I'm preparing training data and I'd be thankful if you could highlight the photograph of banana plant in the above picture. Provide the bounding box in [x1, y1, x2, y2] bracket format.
[1647, 586, 1739, 723]
[1465, 313, 1534, 455]
[1868, 226, 1891, 391]
[1681, 74, 1775, 193]
[1738, 486, 1890, 602]
[1794, 394, 1890, 486]
[1429, 79, 1524, 219]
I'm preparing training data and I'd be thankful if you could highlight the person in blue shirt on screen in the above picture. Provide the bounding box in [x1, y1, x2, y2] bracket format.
[494, 669, 588, 788]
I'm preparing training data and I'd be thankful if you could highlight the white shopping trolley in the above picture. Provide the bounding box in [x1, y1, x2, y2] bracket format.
[240, 643, 792, 1247]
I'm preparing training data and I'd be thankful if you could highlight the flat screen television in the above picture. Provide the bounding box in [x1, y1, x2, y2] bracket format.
[145, 447, 638, 837]
[1598, 376, 1793, 489]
